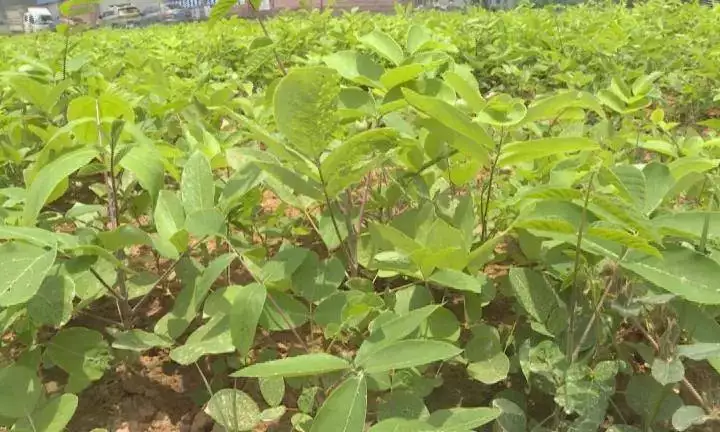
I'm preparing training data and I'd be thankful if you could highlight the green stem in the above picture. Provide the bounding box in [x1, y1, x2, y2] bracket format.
[481, 127, 506, 242]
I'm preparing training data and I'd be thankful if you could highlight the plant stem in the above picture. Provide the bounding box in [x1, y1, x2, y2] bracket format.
[630, 317, 711, 414]
[249, 2, 286, 75]
[571, 272, 615, 362]
[317, 164, 355, 272]
[481, 127, 506, 242]
[566, 170, 595, 361]
[95, 104, 130, 329]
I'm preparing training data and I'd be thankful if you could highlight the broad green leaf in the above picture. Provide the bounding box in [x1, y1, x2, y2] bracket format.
[97, 224, 152, 251]
[181, 151, 215, 213]
[111, 330, 173, 352]
[0, 226, 67, 248]
[403, 88, 494, 160]
[421, 307, 461, 342]
[274, 67, 340, 159]
[154, 190, 186, 248]
[524, 90, 605, 123]
[260, 405, 287, 422]
[259, 377, 285, 407]
[323, 50, 384, 88]
[668, 156, 719, 180]
[13, 394, 78, 432]
[66, 94, 134, 144]
[258, 291, 309, 331]
[230, 283, 266, 356]
[608, 165, 646, 209]
[498, 137, 599, 167]
[428, 268, 485, 294]
[465, 324, 510, 384]
[369, 418, 436, 432]
[310, 375, 367, 432]
[443, 70, 486, 113]
[358, 29, 404, 66]
[674, 300, 720, 373]
[205, 389, 261, 431]
[27, 274, 74, 327]
[380, 64, 425, 90]
[260, 246, 311, 288]
[0, 365, 42, 418]
[625, 375, 682, 423]
[356, 339, 462, 373]
[677, 343, 720, 360]
[586, 226, 661, 257]
[292, 254, 344, 303]
[232, 353, 351, 378]
[119, 145, 164, 202]
[492, 398, 527, 432]
[170, 315, 234, 365]
[322, 128, 398, 197]
[620, 247, 720, 304]
[0, 242, 56, 307]
[23, 147, 98, 226]
[427, 407, 501, 431]
[653, 211, 720, 242]
[508, 267, 568, 336]
[46, 327, 111, 392]
[406, 25, 432, 54]
[377, 391, 429, 421]
[651, 357, 685, 385]
[672, 406, 707, 431]
[355, 304, 439, 364]
[185, 208, 226, 237]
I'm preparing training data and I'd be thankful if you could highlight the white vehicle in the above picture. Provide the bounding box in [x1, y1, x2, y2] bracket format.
[22, 7, 55, 33]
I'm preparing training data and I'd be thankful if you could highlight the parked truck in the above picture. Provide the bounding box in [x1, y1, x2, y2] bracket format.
[0, 6, 54, 34]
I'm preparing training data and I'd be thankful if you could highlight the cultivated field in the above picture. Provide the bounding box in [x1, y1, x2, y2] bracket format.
[1, 1, 720, 431]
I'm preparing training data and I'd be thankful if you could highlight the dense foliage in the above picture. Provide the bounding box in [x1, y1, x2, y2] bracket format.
[1, 0, 720, 431]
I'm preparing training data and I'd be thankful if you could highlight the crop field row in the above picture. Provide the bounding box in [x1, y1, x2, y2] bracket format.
[1, 1, 720, 431]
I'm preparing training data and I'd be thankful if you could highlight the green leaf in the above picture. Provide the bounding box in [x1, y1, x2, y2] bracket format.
[355, 304, 439, 365]
[0, 365, 42, 418]
[428, 268, 486, 294]
[119, 145, 164, 202]
[0, 226, 68, 248]
[422, 307, 461, 342]
[524, 90, 605, 123]
[625, 375, 682, 423]
[377, 391, 429, 421]
[672, 406, 707, 431]
[111, 330, 173, 352]
[260, 405, 287, 423]
[356, 339, 462, 373]
[322, 128, 399, 197]
[427, 407, 501, 431]
[185, 208, 226, 237]
[0, 242, 57, 307]
[381, 64, 426, 90]
[259, 291, 309, 331]
[292, 254, 345, 303]
[653, 211, 720, 242]
[154, 190, 186, 248]
[23, 147, 98, 226]
[12, 394, 78, 432]
[310, 375, 367, 432]
[668, 156, 719, 180]
[492, 398, 527, 432]
[674, 300, 720, 373]
[27, 274, 74, 327]
[46, 327, 111, 392]
[323, 50, 384, 88]
[443, 70, 486, 113]
[259, 376, 285, 407]
[169, 315, 234, 365]
[403, 88, 494, 161]
[230, 283, 266, 356]
[508, 267, 568, 336]
[369, 419, 436, 432]
[406, 24, 432, 54]
[205, 389, 261, 431]
[498, 137, 599, 167]
[620, 247, 720, 304]
[209, 0, 239, 25]
[98, 224, 152, 251]
[231, 353, 351, 378]
[274, 67, 340, 159]
[677, 343, 720, 360]
[358, 29, 404, 66]
[651, 357, 685, 385]
[465, 324, 510, 384]
[181, 151, 215, 213]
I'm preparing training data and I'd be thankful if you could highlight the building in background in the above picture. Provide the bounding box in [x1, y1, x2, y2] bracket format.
[0, 0, 40, 32]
